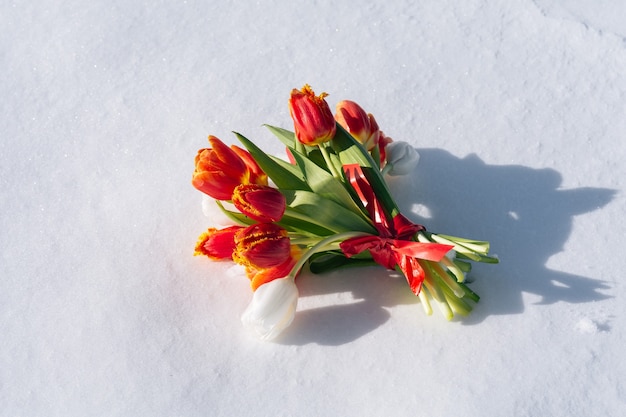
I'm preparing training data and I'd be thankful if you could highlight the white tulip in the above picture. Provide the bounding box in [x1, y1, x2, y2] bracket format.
[384, 141, 420, 176]
[241, 277, 299, 341]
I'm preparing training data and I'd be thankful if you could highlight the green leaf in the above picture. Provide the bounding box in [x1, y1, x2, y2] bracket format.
[278, 214, 337, 236]
[233, 132, 309, 191]
[288, 149, 368, 216]
[370, 142, 381, 170]
[264, 124, 296, 148]
[264, 125, 324, 166]
[281, 189, 376, 234]
[215, 201, 255, 226]
[330, 123, 376, 168]
[267, 153, 307, 181]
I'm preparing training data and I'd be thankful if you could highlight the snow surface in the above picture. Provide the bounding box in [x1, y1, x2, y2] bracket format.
[2, 0, 625, 416]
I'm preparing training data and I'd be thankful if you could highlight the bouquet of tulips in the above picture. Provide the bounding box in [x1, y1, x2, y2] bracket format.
[192, 85, 498, 340]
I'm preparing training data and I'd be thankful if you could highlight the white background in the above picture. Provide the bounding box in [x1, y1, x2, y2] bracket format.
[2, 1, 625, 415]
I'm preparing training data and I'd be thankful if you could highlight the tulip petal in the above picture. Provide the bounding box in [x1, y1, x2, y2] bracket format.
[234, 223, 292, 269]
[241, 278, 299, 341]
[232, 184, 286, 223]
[194, 226, 243, 260]
[288, 84, 336, 145]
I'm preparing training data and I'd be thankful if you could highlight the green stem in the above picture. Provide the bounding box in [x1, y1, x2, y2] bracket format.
[290, 237, 333, 247]
[417, 288, 433, 316]
[318, 143, 342, 180]
[287, 231, 371, 280]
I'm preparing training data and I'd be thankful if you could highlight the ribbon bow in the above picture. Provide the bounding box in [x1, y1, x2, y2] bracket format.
[340, 164, 453, 295]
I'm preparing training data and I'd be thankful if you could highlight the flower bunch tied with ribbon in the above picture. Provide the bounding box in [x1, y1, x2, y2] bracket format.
[192, 84, 498, 340]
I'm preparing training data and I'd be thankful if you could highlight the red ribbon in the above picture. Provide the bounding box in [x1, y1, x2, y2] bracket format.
[340, 164, 453, 295]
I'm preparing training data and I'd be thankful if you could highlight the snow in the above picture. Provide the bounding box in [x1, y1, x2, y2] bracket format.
[1, 0, 625, 415]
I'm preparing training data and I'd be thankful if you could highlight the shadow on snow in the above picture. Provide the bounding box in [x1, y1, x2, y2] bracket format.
[278, 148, 615, 345]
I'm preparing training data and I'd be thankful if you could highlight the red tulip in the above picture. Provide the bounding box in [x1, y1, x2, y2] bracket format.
[378, 131, 393, 167]
[232, 184, 286, 223]
[192, 136, 267, 200]
[233, 223, 301, 290]
[246, 252, 300, 291]
[234, 223, 292, 269]
[288, 84, 336, 145]
[335, 100, 380, 151]
[231, 144, 268, 186]
[194, 225, 244, 260]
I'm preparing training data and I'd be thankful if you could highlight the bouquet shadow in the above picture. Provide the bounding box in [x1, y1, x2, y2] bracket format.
[278, 268, 413, 346]
[279, 148, 615, 345]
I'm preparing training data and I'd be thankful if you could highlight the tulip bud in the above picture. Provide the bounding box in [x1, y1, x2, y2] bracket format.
[192, 136, 268, 201]
[233, 223, 292, 269]
[232, 184, 286, 223]
[335, 100, 380, 151]
[194, 225, 244, 260]
[288, 84, 336, 145]
[384, 141, 420, 176]
[241, 277, 299, 340]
